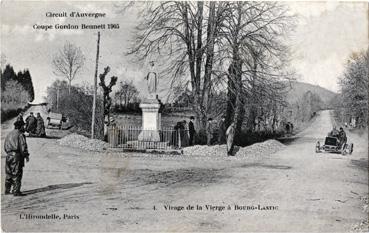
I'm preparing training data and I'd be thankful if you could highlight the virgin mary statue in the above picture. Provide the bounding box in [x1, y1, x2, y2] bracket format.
[145, 61, 158, 98]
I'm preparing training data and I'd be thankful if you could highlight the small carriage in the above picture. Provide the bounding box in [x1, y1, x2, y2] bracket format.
[315, 136, 353, 155]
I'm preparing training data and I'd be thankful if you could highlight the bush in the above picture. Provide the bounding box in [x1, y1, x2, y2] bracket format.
[47, 81, 105, 140]
[1, 106, 30, 123]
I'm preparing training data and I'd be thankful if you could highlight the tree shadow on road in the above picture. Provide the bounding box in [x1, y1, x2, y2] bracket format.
[351, 159, 368, 171]
[239, 163, 292, 170]
[22, 182, 93, 195]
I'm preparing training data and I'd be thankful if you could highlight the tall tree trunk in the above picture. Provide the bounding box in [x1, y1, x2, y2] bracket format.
[68, 79, 71, 94]
[201, 1, 217, 132]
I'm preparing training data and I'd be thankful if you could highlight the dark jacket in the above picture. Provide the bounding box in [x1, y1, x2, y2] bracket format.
[4, 129, 29, 167]
[189, 121, 195, 134]
[26, 115, 37, 133]
[218, 120, 227, 143]
[36, 116, 46, 137]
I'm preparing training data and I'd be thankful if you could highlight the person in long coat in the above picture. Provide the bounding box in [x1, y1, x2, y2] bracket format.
[218, 116, 227, 144]
[25, 112, 37, 134]
[180, 120, 189, 147]
[35, 113, 46, 137]
[188, 116, 196, 146]
[4, 120, 30, 196]
[206, 118, 214, 146]
[172, 122, 181, 148]
[226, 122, 236, 156]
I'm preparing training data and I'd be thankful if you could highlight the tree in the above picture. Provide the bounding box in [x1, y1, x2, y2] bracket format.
[338, 49, 368, 128]
[1, 64, 16, 91]
[17, 69, 35, 102]
[115, 81, 139, 107]
[129, 2, 227, 131]
[52, 41, 85, 94]
[99, 66, 118, 139]
[215, 2, 294, 153]
[129, 2, 294, 150]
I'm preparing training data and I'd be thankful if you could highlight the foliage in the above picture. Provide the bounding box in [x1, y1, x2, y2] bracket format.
[46, 80, 104, 139]
[52, 41, 85, 94]
[99, 66, 118, 126]
[114, 80, 139, 108]
[128, 2, 295, 148]
[336, 50, 368, 128]
[1, 64, 34, 122]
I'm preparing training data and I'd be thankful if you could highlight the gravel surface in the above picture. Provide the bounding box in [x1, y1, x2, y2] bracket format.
[58, 133, 109, 152]
[183, 139, 286, 159]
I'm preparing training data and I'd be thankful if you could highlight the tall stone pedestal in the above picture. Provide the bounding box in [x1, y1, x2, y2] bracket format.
[138, 99, 161, 142]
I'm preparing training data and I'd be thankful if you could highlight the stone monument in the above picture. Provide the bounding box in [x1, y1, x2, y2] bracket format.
[138, 61, 161, 142]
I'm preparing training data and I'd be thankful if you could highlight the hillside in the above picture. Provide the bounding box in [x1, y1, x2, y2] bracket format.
[285, 81, 338, 104]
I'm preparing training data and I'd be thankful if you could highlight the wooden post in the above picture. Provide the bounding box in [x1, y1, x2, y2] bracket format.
[56, 86, 60, 111]
[91, 32, 100, 139]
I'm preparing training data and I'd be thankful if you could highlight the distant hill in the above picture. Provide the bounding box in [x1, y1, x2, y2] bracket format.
[285, 81, 338, 105]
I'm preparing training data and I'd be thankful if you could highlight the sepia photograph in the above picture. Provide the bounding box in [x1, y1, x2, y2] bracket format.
[1, 1, 368, 232]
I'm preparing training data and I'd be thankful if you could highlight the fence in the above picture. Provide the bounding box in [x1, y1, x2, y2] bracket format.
[108, 125, 189, 150]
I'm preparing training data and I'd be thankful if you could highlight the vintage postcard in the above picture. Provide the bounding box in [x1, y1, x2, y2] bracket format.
[1, 1, 368, 232]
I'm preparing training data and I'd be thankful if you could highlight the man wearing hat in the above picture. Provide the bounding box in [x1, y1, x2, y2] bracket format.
[188, 116, 196, 146]
[218, 116, 227, 144]
[15, 111, 25, 126]
[25, 112, 37, 134]
[4, 120, 30, 196]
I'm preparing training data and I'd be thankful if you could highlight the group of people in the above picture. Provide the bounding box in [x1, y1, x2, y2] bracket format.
[16, 112, 46, 137]
[173, 116, 235, 155]
[328, 126, 347, 148]
[4, 111, 48, 196]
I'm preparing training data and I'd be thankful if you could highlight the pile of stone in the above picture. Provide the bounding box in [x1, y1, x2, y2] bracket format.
[183, 144, 229, 157]
[183, 139, 286, 159]
[58, 133, 109, 152]
[237, 140, 286, 158]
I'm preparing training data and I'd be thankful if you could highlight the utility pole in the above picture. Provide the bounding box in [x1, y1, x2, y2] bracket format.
[56, 86, 60, 111]
[91, 31, 100, 139]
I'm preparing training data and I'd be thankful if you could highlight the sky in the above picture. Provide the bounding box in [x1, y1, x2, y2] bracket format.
[1, 1, 368, 103]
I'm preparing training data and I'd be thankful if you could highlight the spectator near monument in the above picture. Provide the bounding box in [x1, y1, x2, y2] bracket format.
[218, 116, 227, 144]
[25, 112, 37, 134]
[188, 116, 196, 146]
[206, 118, 214, 146]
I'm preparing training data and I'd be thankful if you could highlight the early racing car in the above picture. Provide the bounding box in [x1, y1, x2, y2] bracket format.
[315, 136, 353, 155]
[46, 112, 67, 130]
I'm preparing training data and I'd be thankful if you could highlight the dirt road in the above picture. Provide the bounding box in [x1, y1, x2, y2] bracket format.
[1, 109, 368, 232]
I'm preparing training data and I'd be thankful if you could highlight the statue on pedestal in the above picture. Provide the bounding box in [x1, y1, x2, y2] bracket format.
[145, 61, 158, 99]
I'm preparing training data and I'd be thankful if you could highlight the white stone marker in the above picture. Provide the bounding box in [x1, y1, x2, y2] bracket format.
[138, 99, 161, 142]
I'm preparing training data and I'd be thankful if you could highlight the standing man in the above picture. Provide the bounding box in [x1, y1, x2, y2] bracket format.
[226, 122, 236, 156]
[4, 121, 30, 196]
[15, 112, 25, 125]
[338, 127, 347, 148]
[188, 116, 196, 146]
[35, 113, 46, 137]
[218, 116, 227, 144]
[206, 118, 214, 146]
[25, 112, 37, 134]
